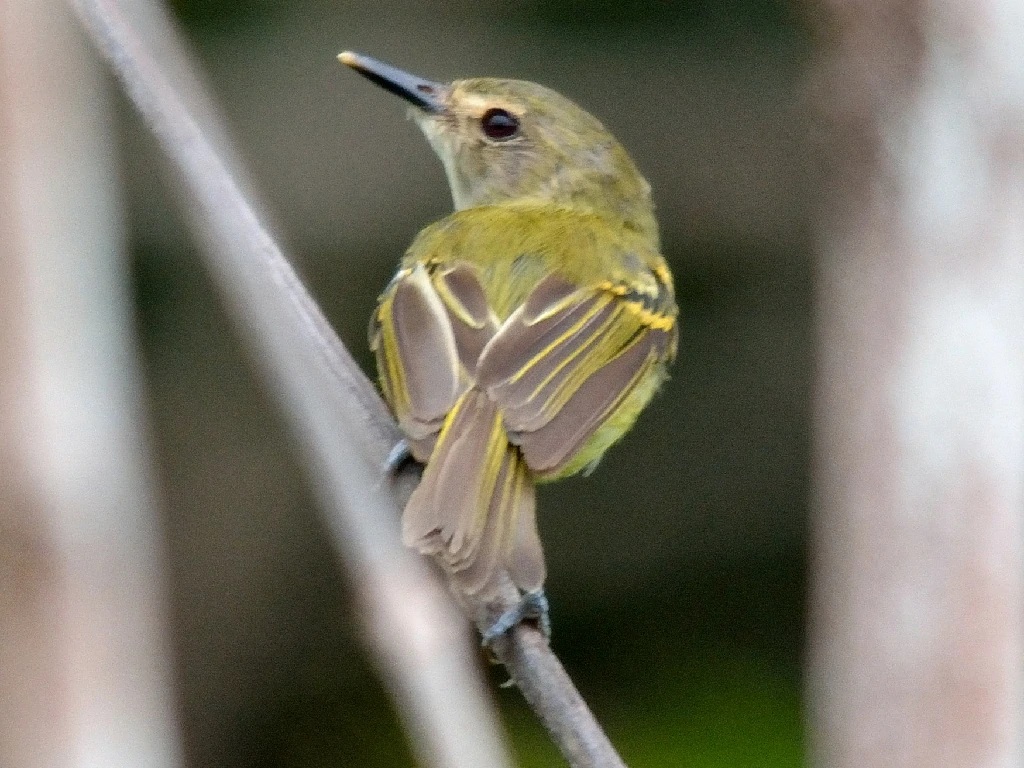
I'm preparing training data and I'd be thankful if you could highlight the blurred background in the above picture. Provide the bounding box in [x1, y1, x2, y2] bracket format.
[5, 1, 814, 766]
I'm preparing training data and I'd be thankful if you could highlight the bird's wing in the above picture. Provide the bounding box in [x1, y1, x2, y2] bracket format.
[477, 271, 677, 478]
[370, 262, 492, 459]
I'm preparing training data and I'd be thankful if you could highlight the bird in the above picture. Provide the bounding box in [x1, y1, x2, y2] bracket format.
[339, 51, 677, 642]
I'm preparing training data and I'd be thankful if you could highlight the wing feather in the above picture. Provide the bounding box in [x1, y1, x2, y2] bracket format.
[512, 333, 661, 473]
[478, 273, 676, 478]
[373, 265, 464, 457]
[432, 264, 498, 373]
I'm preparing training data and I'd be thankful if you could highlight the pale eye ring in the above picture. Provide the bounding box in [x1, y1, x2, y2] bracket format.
[480, 108, 520, 141]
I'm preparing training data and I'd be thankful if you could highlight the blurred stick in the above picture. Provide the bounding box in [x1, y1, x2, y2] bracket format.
[808, 2, 1024, 767]
[0, 2, 182, 767]
[70, 1, 628, 766]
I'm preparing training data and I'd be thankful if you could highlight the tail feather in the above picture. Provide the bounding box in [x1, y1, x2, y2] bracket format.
[507, 472, 545, 593]
[403, 389, 545, 597]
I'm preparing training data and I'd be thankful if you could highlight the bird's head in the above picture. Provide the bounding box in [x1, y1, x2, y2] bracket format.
[339, 52, 657, 240]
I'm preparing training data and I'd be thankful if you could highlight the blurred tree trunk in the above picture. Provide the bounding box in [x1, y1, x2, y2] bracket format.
[808, 2, 1024, 767]
[0, 2, 182, 766]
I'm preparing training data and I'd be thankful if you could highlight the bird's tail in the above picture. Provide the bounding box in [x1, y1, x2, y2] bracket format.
[403, 389, 546, 598]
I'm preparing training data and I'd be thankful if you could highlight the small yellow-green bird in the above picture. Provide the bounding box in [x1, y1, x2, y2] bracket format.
[339, 52, 677, 641]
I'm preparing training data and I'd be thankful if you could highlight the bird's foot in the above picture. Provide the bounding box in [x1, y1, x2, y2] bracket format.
[481, 589, 550, 646]
[383, 438, 413, 475]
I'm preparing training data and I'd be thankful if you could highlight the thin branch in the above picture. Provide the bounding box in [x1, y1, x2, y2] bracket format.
[69, 1, 628, 766]
[489, 628, 628, 768]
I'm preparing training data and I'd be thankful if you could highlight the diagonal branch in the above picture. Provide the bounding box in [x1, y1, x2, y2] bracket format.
[70, 1, 628, 767]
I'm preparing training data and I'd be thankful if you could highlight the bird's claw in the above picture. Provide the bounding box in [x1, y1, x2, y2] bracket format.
[481, 589, 550, 646]
[383, 438, 413, 475]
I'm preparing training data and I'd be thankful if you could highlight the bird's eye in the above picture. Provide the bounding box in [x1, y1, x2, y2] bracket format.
[480, 108, 520, 141]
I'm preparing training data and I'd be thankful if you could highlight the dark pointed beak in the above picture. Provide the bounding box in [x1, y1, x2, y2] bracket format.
[338, 51, 447, 113]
